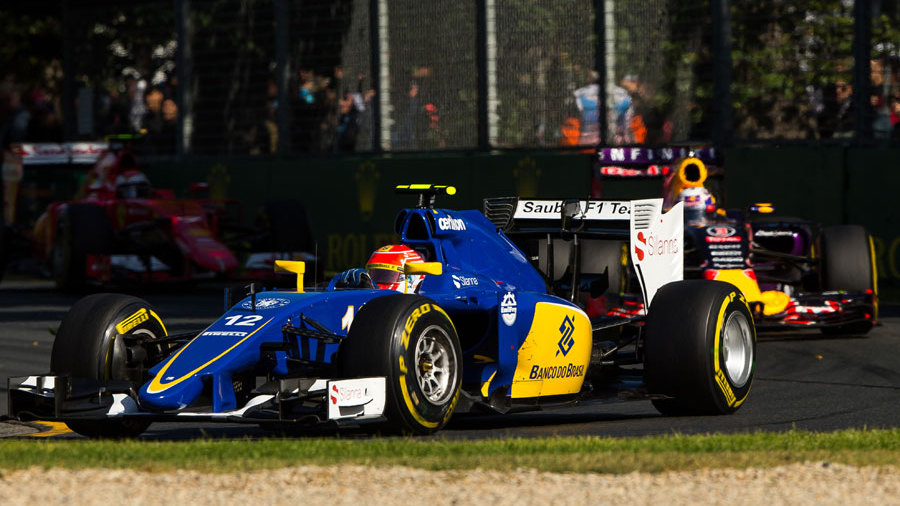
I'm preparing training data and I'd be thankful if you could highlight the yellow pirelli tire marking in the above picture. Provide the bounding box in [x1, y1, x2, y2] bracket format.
[712, 291, 750, 408]
[116, 308, 149, 334]
[398, 303, 439, 429]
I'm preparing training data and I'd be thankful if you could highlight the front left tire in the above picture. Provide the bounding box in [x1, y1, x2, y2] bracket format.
[340, 294, 462, 435]
[51, 293, 167, 438]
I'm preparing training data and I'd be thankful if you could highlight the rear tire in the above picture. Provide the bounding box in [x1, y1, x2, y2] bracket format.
[340, 294, 462, 435]
[52, 204, 112, 292]
[51, 293, 166, 438]
[820, 225, 876, 335]
[645, 280, 756, 415]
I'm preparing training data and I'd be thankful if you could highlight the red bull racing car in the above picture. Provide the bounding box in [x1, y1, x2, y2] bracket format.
[8, 184, 756, 437]
[594, 146, 877, 335]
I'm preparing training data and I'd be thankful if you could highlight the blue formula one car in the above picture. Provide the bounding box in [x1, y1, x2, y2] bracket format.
[8, 185, 756, 437]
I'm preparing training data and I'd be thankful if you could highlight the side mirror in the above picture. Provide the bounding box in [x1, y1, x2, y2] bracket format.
[405, 262, 443, 276]
[274, 260, 306, 292]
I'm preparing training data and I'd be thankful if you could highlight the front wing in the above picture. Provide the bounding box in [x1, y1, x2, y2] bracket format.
[8, 374, 387, 427]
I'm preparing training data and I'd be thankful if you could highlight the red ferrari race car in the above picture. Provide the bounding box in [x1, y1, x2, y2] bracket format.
[2, 140, 317, 290]
[592, 146, 877, 336]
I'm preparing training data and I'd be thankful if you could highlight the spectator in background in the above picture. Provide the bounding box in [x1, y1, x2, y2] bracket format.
[0, 82, 31, 149]
[572, 71, 600, 146]
[817, 79, 854, 139]
[608, 74, 638, 145]
[871, 57, 893, 139]
[123, 69, 147, 133]
[332, 71, 375, 153]
[24, 89, 62, 142]
[142, 87, 177, 153]
[292, 68, 326, 152]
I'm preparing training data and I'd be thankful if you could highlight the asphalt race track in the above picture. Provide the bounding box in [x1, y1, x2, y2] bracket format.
[2, 277, 900, 440]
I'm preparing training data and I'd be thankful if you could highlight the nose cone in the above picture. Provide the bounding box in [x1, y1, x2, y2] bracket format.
[194, 247, 239, 273]
[138, 374, 205, 411]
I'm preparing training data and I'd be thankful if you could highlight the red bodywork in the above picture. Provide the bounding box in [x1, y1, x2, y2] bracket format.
[32, 148, 239, 284]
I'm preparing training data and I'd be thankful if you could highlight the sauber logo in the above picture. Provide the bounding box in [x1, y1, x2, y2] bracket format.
[557, 315, 575, 356]
[633, 231, 679, 262]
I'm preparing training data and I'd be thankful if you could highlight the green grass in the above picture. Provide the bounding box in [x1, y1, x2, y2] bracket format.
[2, 429, 899, 474]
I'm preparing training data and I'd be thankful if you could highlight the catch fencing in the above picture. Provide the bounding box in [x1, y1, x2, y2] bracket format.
[58, 0, 900, 156]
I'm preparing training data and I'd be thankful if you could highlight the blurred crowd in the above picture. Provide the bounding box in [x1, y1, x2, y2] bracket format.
[4, 56, 899, 154]
[0, 82, 64, 150]
[807, 56, 900, 141]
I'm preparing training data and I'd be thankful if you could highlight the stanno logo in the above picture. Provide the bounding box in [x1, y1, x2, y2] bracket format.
[451, 274, 478, 289]
[557, 315, 575, 356]
[633, 230, 678, 262]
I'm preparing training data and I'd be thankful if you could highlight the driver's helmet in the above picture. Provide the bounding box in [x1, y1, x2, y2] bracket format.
[115, 169, 152, 199]
[366, 244, 425, 293]
[678, 186, 715, 225]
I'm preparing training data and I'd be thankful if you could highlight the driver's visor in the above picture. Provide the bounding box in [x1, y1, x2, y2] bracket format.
[367, 263, 403, 285]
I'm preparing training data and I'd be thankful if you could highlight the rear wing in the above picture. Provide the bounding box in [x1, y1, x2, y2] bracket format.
[5, 142, 107, 165]
[484, 197, 683, 307]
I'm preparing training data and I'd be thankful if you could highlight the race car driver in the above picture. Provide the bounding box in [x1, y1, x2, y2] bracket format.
[114, 169, 154, 199]
[329, 244, 426, 293]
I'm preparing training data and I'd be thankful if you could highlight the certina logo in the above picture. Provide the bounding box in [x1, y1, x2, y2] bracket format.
[241, 297, 291, 310]
[500, 292, 517, 326]
[438, 216, 466, 231]
[633, 230, 679, 262]
[706, 226, 737, 237]
[557, 315, 576, 356]
[452, 274, 478, 289]
[201, 330, 249, 337]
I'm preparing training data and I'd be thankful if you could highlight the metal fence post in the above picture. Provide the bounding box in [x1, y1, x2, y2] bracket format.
[853, 0, 872, 144]
[476, 0, 489, 150]
[595, 0, 607, 146]
[62, 1, 75, 141]
[175, 0, 192, 158]
[369, 0, 382, 153]
[711, 0, 733, 148]
[275, 0, 290, 155]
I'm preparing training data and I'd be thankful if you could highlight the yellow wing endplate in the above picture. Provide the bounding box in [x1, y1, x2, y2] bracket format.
[274, 260, 306, 292]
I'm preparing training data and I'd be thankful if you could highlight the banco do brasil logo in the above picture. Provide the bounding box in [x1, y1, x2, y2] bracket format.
[557, 315, 575, 356]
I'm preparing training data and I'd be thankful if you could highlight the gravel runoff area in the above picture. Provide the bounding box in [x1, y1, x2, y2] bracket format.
[0, 464, 898, 505]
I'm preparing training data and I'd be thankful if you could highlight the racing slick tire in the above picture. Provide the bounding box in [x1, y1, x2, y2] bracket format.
[645, 280, 756, 416]
[50, 293, 167, 438]
[820, 225, 876, 336]
[340, 294, 462, 435]
[52, 204, 112, 292]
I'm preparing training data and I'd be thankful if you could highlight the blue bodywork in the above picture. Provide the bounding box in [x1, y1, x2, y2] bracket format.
[137, 205, 578, 413]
